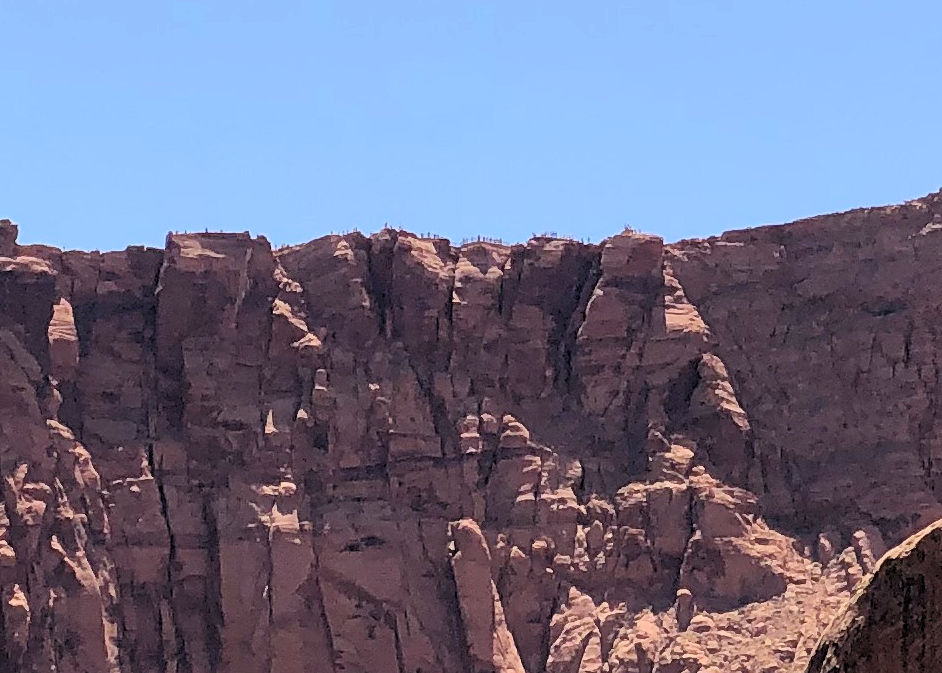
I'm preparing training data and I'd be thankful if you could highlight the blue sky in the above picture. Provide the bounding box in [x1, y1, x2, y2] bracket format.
[2, 2, 941, 251]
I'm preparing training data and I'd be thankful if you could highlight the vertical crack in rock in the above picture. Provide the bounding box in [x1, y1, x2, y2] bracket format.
[556, 249, 602, 396]
[148, 442, 185, 670]
[200, 493, 223, 672]
[307, 535, 339, 673]
[364, 231, 395, 338]
[232, 247, 253, 330]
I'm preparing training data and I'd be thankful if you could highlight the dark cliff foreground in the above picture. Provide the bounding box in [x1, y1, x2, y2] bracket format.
[1, 189, 942, 672]
[806, 518, 942, 673]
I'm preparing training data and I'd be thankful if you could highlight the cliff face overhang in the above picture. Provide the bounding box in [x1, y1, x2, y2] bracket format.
[0, 188, 940, 672]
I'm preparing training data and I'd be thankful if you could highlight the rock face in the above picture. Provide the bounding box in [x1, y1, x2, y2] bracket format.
[806, 519, 942, 673]
[0, 190, 941, 672]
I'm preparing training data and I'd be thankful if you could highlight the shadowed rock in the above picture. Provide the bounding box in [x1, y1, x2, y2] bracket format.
[806, 518, 942, 673]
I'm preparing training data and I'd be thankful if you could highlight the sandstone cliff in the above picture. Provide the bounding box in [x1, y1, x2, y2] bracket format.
[806, 518, 942, 673]
[1, 189, 941, 672]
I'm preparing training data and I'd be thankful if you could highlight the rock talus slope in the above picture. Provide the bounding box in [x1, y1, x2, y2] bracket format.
[0, 189, 941, 672]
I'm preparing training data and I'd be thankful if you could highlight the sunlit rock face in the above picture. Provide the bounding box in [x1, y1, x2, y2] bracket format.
[1, 190, 942, 672]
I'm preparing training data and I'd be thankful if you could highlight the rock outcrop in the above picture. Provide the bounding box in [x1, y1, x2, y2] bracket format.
[806, 519, 942, 673]
[0, 189, 941, 671]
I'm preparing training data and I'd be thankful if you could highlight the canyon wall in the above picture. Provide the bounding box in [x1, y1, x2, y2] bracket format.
[1, 189, 941, 672]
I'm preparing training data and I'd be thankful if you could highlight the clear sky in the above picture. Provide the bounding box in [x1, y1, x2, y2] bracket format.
[2, 2, 941, 251]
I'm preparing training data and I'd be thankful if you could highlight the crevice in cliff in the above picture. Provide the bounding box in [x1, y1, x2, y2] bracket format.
[59, 256, 102, 440]
[476, 447, 498, 520]
[671, 481, 699, 604]
[260, 531, 276, 670]
[623, 382, 652, 480]
[621, 268, 670, 480]
[538, 591, 562, 673]
[423, 333, 458, 454]
[298, 464, 340, 673]
[200, 491, 224, 672]
[318, 566, 406, 667]
[415, 517, 469, 672]
[307, 535, 340, 673]
[364, 232, 396, 338]
[904, 319, 914, 366]
[443, 539, 477, 673]
[231, 247, 253, 330]
[770, 438, 804, 534]
[46, 600, 60, 672]
[533, 451, 547, 527]
[375, 234, 460, 459]
[664, 359, 701, 428]
[555, 248, 602, 396]
[497, 246, 523, 320]
[410, 359, 457, 457]
[148, 442, 187, 672]
[148, 242, 195, 672]
[916, 323, 942, 496]
[389, 608, 406, 673]
[572, 455, 588, 502]
[439, 240, 459, 366]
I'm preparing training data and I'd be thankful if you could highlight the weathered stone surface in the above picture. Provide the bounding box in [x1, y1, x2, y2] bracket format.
[806, 518, 942, 673]
[0, 191, 941, 671]
[670, 191, 942, 538]
[47, 298, 79, 381]
[451, 519, 526, 673]
[0, 220, 16, 257]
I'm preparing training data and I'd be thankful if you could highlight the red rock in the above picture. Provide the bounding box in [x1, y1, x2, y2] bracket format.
[0, 220, 16, 257]
[1, 192, 941, 670]
[47, 298, 79, 381]
[450, 519, 525, 673]
[807, 518, 942, 673]
[675, 589, 694, 631]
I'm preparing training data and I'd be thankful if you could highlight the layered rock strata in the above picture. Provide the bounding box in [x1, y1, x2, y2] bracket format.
[0, 189, 939, 672]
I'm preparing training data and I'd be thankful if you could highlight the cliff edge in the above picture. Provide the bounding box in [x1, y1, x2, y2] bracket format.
[1, 188, 941, 672]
